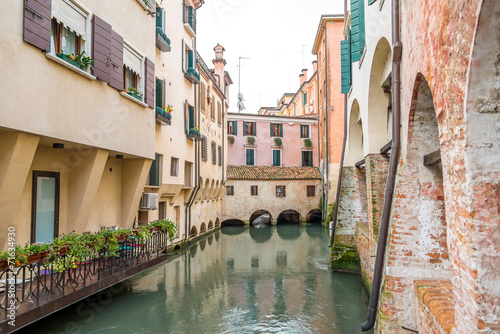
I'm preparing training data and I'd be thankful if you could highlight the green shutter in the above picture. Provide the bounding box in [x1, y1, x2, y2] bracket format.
[184, 101, 188, 133]
[156, 79, 163, 108]
[243, 122, 247, 135]
[189, 106, 195, 129]
[182, 39, 185, 73]
[270, 123, 274, 137]
[351, 0, 365, 62]
[233, 121, 237, 135]
[341, 37, 352, 93]
[149, 154, 160, 186]
[368, 0, 377, 4]
[156, 7, 163, 29]
[188, 50, 194, 69]
[273, 150, 280, 166]
[303, 92, 307, 105]
[246, 149, 254, 165]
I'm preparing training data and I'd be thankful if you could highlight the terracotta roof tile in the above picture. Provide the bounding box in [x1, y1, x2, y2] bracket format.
[227, 165, 321, 180]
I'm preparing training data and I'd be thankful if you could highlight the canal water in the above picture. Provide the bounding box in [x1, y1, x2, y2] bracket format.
[19, 225, 371, 334]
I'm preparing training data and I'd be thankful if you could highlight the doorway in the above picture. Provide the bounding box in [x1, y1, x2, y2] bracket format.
[31, 171, 60, 243]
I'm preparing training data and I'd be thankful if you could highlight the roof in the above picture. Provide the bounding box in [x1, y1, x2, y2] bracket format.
[227, 165, 321, 180]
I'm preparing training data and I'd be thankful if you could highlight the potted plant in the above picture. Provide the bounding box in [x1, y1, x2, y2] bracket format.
[228, 136, 235, 144]
[247, 136, 255, 145]
[274, 137, 282, 147]
[75, 51, 95, 70]
[27, 242, 51, 264]
[56, 52, 80, 68]
[127, 87, 143, 100]
[304, 138, 312, 148]
[0, 251, 9, 271]
[150, 219, 177, 245]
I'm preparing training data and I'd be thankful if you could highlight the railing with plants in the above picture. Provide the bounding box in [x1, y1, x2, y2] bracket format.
[0, 219, 176, 320]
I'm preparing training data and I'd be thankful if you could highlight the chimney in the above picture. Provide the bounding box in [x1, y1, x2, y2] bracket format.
[212, 43, 226, 91]
[312, 60, 318, 73]
[299, 69, 308, 86]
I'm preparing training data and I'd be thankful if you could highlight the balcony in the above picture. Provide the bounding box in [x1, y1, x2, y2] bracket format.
[156, 27, 171, 52]
[0, 229, 171, 331]
[183, 6, 196, 37]
[155, 106, 172, 125]
[184, 68, 200, 84]
[187, 128, 202, 140]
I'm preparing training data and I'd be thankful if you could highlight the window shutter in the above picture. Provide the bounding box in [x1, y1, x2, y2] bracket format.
[270, 123, 274, 137]
[109, 29, 123, 91]
[246, 149, 254, 165]
[184, 100, 188, 133]
[201, 136, 208, 161]
[156, 7, 163, 29]
[351, 0, 365, 62]
[92, 15, 112, 83]
[181, 39, 186, 73]
[341, 37, 351, 93]
[188, 50, 194, 69]
[368, 0, 377, 4]
[145, 57, 155, 108]
[243, 122, 247, 135]
[189, 106, 195, 129]
[254, 123, 257, 136]
[273, 150, 280, 166]
[233, 121, 237, 135]
[279, 124, 283, 137]
[156, 79, 163, 108]
[23, 0, 51, 52]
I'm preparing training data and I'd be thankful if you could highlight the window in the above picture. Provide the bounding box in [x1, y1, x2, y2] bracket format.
[350, 0, 365, 62]
[228, 121, 237, 135]
[183, 4, 196, 33]
[307, 186, 316, 197]
[159, 201, 167, 220]
[123, 43, 144, 97]
[276, 186, 286, 197]
[302, 151, 313, 167]
[251, 186, 258, 196]
[211, 141, 217, 165]
[211, 97, 215, 120]
[272, 149, 281, 166]
[217, 102, 222, 125]
[244, 122, 256, 136]
[201, 136, 208, 162]
[147, 153, 162, 186]
[301, 125, 310, 138]
[270, 123, 283, 137]
[51, 19, 81, 56]
[184, 100, 195, 133]
[303, 92, 307, 106]
[218, 145, 222, 166]
[156, 6, 165, 31]
[246, 149, 255, 166]
[184, 162, 192, 187]
[226, 186, 234, 196]
[201, 82, 207, 111]
[170, 157, 179, 176]
[156, 78, 165, 109]
[50, 0, 89, 58]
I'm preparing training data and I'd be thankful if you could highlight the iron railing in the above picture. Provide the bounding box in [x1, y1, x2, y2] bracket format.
[0, 230, 169, 321]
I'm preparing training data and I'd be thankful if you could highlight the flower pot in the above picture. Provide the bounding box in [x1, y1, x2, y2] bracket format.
[0, 259, 7, 271]
[27, 251, 48, 264]
[56, 53, 83, 69]
[127, 92, 142, 101]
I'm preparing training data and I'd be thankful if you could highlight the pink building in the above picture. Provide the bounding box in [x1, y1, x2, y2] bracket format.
[226, 113, 319, 167]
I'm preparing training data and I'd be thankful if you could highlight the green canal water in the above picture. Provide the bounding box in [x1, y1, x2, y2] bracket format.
[19, 225, 371, 334]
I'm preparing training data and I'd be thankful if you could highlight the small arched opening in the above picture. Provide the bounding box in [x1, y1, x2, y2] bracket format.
[249, 210, 272, 224]
[190, 226, 198, 237]
[346, 100, 364, 166]
[306, 209, 322, 225]
[208, 221, 214, 230]
[215, 218, 220, 227]
[200, 223, 207, 233]
[221, 219, 245, 227]
[277, 210, 301, 225]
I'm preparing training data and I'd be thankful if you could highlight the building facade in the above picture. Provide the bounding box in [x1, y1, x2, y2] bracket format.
[332, 0, 500, 333]
[0, 0, 158, 250]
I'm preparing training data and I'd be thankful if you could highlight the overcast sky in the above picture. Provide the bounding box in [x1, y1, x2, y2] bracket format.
[197, 0, 344, 114]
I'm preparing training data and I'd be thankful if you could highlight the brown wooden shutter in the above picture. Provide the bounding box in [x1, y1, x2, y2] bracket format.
[92, 15, 112, 83]
[109, 30, 123, 90]
[23, 0, 51, 52]
[145, 57, 155, 108]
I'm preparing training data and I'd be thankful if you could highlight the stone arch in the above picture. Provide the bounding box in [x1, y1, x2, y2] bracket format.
[277, 209, 301, 225]
[207, 179, 215, 200]
[462, 0, 500, 329]
[249, 210, 272, 224]
[367, 37, 392, 153]
[405, 73, 449, 271]
[195, 177, 205, 202]
[306, 209, 322, 224]
[190, 226, 198, 237]
[208, 221, 213, 229]
[221, 219, 245, 227]
[215, 218, 220, 227]
[202, 178, 210, 201]
[200, 222, 207, 233]
[346, 99, 364, 165]
[213, 180, 220, 200]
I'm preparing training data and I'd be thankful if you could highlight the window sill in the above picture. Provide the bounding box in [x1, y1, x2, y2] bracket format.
[145, 185, 161, 189]
[46, 53, 96, 81]
[120, 92, 149, 108]
[182, 186, 192, 190]
[137, 0, 155, 13]
[301, 146, 313, 150]
[244, 144, 256, 148]
[183, 23, 196, 37]
[271, 145, 283, 149]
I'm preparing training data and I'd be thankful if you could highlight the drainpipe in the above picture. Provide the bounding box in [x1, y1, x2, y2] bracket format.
[361, 0, 402, 330]
[329, 2, 349, 248]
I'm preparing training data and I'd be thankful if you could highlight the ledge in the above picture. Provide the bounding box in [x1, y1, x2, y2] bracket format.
[184, 23, 196, 37]
[46, 53, 96, 81]
[120, 91, 149, 108]
[415, 280, 455, 334]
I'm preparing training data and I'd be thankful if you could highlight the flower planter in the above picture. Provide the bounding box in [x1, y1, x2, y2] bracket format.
[156, 28, 171, 52]
[128, 92, 143, 101]
[56, 53, 82, 69]
[155, 106, 172, 125]
[0, 259, 7, 271]
[27, 251, 49, 264]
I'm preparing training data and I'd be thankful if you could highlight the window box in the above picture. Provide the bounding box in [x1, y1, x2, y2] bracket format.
[155, 107, 172, 126]
[184, 68, 200, 84]
[187, 128, 202, 140]
[56, 53, 82, 69]
[156, 27, 171, 52]
[128, 92, 143, 101]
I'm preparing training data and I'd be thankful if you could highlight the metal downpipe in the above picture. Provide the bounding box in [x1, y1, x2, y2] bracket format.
[361, 0, 401, 330]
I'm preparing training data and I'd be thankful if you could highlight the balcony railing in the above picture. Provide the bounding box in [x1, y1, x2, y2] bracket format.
[184, 6, 196, 36]
[0, 230, 170, 331]
[156, 27, 171, 52]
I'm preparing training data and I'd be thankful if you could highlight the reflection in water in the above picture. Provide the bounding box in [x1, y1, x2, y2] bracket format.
[221, 226, 245, 235]
[19, 226, 371, 334]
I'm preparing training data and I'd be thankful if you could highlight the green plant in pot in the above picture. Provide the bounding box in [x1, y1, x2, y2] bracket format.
[247, 136, 255, 145]
[274, 137, 282, 147]
[150, 219, 177, 245]
[228, 136, 235, 144]
[304, 138, 312, 148]
[75, 51, 95, 70]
